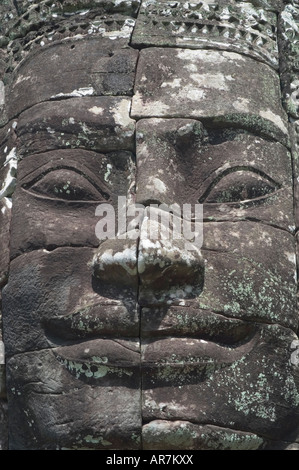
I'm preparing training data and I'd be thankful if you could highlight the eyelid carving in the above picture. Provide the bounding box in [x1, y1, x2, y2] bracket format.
[22, 165, 110, 202]
[198, 166, 282, 204]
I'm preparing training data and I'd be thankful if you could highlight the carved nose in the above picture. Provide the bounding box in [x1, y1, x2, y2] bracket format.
[92, 234, 139, 289]
[137, 206, 204, 305]
[92, 207, 204, 304]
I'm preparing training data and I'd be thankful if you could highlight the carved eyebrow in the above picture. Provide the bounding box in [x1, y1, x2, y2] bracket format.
[22, 164, 110, 201]
[198, 166, 281, 203]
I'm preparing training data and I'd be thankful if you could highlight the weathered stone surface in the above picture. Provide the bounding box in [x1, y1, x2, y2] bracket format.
[3, 248, 139, 356]
[93, 236, 139, 288]
[136, 119, 294, 230]
[1, 1, 139, 46]
[142, 420, 264, 450]
[131, 48, 289, 144]
[141, 324, 299, 444]
[0, 126, 17, 287]
[6, 346, 141, 449]
[14, 0, 141, 16]
[139, 216, 297, 335]
[278, 5, 299, 238]
[7, 38, 139, 119]
[132, 0, 279, 68]
[0, 339, 5, 393]
[0, 122, 17, 169]
[1, 5, 138, 109]
[0, 199, 11, 287]
[200, 221, 297, 329]
[279, 4, 299, 117]
[9, 148, 134, 258]
[138, 206, 204, 305]
[2, 0, 299, 451]
[0, 0, 16, 34]
[0, 400, 8, 450]
[17, 96, 135, 156]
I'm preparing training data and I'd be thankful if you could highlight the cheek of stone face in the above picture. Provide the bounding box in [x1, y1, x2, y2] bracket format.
[3, 249, 142, 449]
[2, 247, 140, 357]
[198, 221, 297, 329]
[139, 219, 299, 445]
[6, 348, 142, 450]
[141, 324, 299, 446]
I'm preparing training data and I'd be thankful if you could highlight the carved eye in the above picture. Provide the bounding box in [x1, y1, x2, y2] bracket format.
[200, 169, 280, 204]
[22, 168, 110, 202]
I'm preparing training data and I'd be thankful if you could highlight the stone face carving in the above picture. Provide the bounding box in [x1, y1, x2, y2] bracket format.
[131, 48, 288, 143]
[1, 0, 299, 451]
[132, 0, 279, 67]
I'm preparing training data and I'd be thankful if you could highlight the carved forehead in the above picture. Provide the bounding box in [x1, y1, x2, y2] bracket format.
[7, 38, 139, 120]
[136, 118, 292, 182]
[131, 47, 288, 144]
[16, 96, 135, 157]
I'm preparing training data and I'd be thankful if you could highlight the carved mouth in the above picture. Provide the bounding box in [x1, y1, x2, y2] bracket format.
[45, 301, 258, 383]
[44, 300, 255, 345]
[142, 420, 265, 451]
[52, 333, 258, 384]
[48, 317, 258, 384]
[44, 301, 139, 340]
[52, 338, 141, 384]
[140, 333, 259, 386]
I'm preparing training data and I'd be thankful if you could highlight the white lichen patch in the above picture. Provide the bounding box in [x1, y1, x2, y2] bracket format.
[132, 93, 171, 115]
[88, 18, 135, 40]
[290, 340, 299, 366]
[110, 99, 135, 129]
[146, 176, 167, 194]
[161, 78, 182, 89]
[0, 80, 5, 106]
[97, 246, 137, 276]
[233, 97, 250, 112]
[55, 355, 133, 380]
[0, 148, 18, 200]
[177, 122, 195, 137]
[259, 109, 288, 135]
[104, 164, 113, 183]
[51, 87, 95, 99]
[0, 341, 4, 365]
[83, 435, 112, 446]
[88, 106, 104, 115]
[190, 73, 229, 91]
[285, 252, 296, 266]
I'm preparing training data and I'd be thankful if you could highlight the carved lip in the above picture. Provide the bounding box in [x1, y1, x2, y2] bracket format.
[44, 301, 139, 340]
[45, 302, 259, 382]
[52, 338, 141, 382]
[141, 335, 258, 369]
[142, 421, 264, 450]
[44, 300, 256, 345]
[140, 307, 257, 344]
[49, 327, 259, 383]
[52, 335, 258, 383]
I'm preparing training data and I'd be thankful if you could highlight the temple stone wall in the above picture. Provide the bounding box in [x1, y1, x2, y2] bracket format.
[1, 0, 299, 450]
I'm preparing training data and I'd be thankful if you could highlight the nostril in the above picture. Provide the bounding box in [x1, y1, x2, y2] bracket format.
[135, 197, 165, 207]
[92, 237, 139, 289]
[137, 236, 205, 306]
[135, 205, 204, 305]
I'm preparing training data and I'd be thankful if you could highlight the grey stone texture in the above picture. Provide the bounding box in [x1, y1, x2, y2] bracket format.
[131, 0, 280, 67]
[131, 48, 289, 144]
[1, 0, 299, 451]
